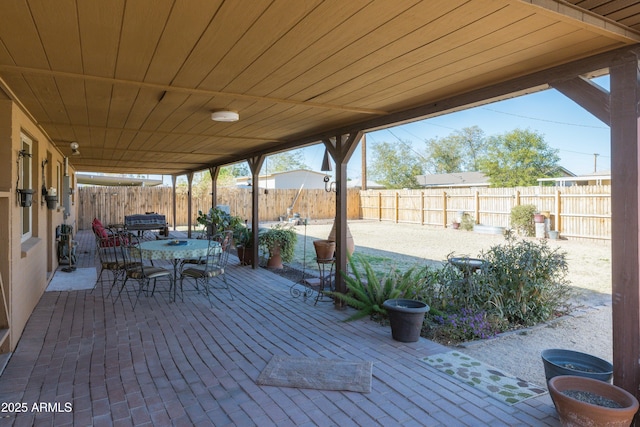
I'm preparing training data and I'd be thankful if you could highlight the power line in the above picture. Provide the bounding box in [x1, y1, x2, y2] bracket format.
[481, 107, 608, 129]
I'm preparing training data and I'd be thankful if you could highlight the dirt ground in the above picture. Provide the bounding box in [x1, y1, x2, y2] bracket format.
[285, 219, 613, 387]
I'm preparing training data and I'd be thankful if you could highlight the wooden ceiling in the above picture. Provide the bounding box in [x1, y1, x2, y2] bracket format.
[0, 0, 638, 175]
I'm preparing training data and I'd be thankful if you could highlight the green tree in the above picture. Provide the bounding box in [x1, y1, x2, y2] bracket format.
[477, 128, 561, 187]
[424, 126, 486, 173]
[261, 150, 308, 174]
[369, 141, 424, 188]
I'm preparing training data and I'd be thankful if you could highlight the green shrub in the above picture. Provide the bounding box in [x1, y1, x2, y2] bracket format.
[510, 204, 536, 236]
[419, 236, 570, 342]
[476, 235, 570, 326]
[460, 213, 475, 231]
[328, 254, 428, 322]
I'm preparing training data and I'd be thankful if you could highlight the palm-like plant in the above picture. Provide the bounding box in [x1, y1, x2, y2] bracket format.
[328, 254, 426, 321]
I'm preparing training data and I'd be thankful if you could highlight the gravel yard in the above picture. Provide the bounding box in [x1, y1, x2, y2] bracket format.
[286, 219, 612, 387]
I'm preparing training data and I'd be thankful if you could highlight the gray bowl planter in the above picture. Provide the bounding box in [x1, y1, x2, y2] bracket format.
[382, 299, 429, 343]
[542, 349, 613, 383]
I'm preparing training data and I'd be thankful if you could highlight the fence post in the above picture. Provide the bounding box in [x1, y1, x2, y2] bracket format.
[395, 192, 399, 223]
[442, 191, 448, 228]
[555, 190, 561, 232]
[421, 191, 425, 225]
[378, 192, 382, 221]
[474, 190, 480, 224]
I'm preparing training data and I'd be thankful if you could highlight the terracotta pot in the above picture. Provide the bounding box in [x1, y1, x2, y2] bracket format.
[534, 213, 546, 223]
[266, 245, 283, 269]
[327, 221, 355, 255]
[313, 239, 335, 261]
[548, 375, 639, 427]
[236, 246, 253, 266]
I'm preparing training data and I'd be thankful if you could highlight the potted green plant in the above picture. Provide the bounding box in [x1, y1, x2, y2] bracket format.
[196, 207, 241, 237]
[234, 221, 254, 265]
[326, 254, 429, 342]
[258, 224, 297, 269]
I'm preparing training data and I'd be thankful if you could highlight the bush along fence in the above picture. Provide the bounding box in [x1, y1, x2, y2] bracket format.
[360, 185, 611, 241]
[78, 184, 611, 241]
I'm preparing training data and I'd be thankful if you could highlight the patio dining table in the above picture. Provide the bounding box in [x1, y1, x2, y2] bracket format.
[137, 239, 219, 293]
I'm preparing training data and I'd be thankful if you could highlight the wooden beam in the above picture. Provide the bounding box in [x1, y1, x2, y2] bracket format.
[0, 65, 387, 116]
[551, 77, 611, 125]
[610, 50, 640, 403]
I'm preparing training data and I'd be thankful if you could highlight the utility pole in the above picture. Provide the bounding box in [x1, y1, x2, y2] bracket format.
[593, 153, 599, 173]
[361, 134, 367, 190]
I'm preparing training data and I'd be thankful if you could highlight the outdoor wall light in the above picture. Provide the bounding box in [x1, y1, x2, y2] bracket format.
[211, 110, 239, 122]
[70, 141, 80, 156]
[320, 148, 337, 193]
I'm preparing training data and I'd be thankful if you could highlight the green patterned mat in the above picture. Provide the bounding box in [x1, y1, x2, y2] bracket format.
[422, 351, 546, 405]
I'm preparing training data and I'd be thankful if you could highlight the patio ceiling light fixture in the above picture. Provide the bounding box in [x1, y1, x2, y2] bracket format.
[70, 141, 80, 156]
[211, 110, 239, 122]
[320, 148, 336, 193]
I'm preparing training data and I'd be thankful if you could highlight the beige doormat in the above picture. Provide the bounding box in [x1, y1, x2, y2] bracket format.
[46, 268, 96, 291]
[422, 351, 546, 405]
[256, 355, 373, 393]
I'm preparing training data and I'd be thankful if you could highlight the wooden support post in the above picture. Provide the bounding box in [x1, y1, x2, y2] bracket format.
[323, 131, 363, 307]
[247, 156, 266, 269]
[395, 192, 399, 223]
[421, 191, 425, 225]
[186, 172, 194, 238]
[209, 166, 220, 210]
[171, 175, 177, 231]
[378, 192, 382, 221]
[610, 51, 640, 404]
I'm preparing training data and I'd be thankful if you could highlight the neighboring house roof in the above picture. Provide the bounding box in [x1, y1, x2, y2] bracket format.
[416, 171, 490, 188]
[77, 173, 163, 187]
[538, 170, 611, 185]
[347, 178, 385, 189]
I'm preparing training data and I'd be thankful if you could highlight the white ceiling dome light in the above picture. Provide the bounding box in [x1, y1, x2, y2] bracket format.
[70, 141, 80, 155]
[211, 110, 239, 122]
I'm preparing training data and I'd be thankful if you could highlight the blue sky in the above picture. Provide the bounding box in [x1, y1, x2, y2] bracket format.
[304, 75, 611, 180]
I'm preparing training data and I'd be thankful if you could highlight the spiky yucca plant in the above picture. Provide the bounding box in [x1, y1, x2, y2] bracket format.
[327, 254, 426, 322]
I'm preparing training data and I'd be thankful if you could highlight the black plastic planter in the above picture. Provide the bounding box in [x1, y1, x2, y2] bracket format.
[382, 299, 429, 343]
[45, 195, 58, 210]
[541, 348, 613, 383]
[17, 189, 34, 208]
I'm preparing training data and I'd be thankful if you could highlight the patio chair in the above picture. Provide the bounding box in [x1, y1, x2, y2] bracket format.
[117, 234, 174, 307]
[178, 232, 222, 274]
[94, 229, 125, 294]
[180, 230, 233, 306]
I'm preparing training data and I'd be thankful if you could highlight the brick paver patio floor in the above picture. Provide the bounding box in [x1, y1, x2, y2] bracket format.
[0, 230, 560, 426]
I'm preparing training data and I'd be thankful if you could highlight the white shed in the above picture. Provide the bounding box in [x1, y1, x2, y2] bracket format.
[237, 169, 329, 190]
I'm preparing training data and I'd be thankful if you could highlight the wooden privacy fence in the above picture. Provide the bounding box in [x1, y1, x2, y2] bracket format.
[78, 186, 361, 231]
[79, 185, 611, 240]
[360, 185, 612, 241]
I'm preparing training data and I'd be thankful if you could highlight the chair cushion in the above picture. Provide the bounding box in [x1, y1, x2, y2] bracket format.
[128, 266, 171, 280]
[182, 266, 224, 278]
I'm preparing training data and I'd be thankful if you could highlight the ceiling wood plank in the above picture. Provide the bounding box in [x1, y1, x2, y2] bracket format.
[77, 1, 124, 77]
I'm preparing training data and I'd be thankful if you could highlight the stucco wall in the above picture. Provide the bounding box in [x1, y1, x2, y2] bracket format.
[1, 98, 78, 351]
